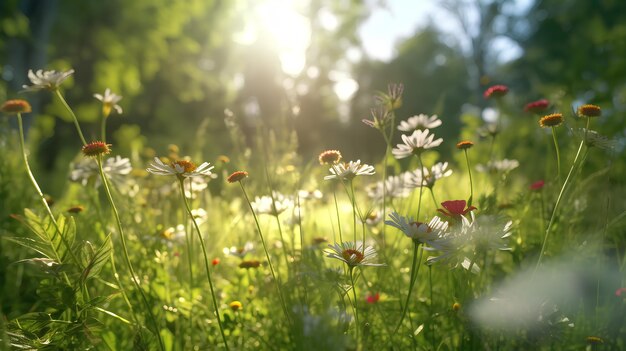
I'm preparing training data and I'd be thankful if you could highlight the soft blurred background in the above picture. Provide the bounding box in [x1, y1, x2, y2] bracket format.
[1, 0, 625, 195]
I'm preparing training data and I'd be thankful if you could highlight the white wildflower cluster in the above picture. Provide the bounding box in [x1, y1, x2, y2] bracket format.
[70, 155, 132, 188]
[386, 211, 513, 272]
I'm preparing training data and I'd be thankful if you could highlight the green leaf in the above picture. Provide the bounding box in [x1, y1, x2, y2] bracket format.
[4, 237, 52, 259]
[80, 235, 112, 283]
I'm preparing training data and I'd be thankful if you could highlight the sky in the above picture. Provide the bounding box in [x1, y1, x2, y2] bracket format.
[359, 0, 438, 61]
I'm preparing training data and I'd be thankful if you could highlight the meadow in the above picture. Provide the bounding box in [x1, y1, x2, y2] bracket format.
[0, 70, 624, 350]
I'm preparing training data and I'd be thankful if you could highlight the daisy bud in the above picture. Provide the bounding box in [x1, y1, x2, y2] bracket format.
[539, 113, 564, 128]
[577, 104, 601, 118]
[227, 171, 248, 183]
[1, 99, 32, 114]
[82, 141, 112, 157]
[456, 140, 474, 150]
[318, 150, 342, 165]
[229, 301, 243, 312]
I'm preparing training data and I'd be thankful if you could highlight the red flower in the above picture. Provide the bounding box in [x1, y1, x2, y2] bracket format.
[524, 99, 550, 114]
[484, 85, 509, 99]
[366, 292, 380, 304]
[437, 200, 476, 220]
[616, 287, 626, 297]
[529, 180, 545, 191]
[212, 258, 220, 266]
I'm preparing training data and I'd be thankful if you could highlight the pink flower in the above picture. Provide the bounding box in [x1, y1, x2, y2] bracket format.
[529, 180, 545, 191]
[524, 99, 550, 114]
[484, 85, 509, 99]
[616, 287, 626, 297]
[437, 200, 477, 221]
[366, 292, 380, 304]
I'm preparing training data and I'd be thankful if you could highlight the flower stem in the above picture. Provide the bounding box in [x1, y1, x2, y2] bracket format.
[429, 187, 438, 209]
[349, 267, 360, 348]
[463, 149, 474, 207]
[178, 179, 229, 350]
[97, 156, 165, 351]
[416, 154, 425, 220]
[333, 190, 343, 243]
[394, 242, 422, 333]
[350, 180, 357, 245]
[182, 180, 195, 347]
[534, 123, 589, 272]
[54, 89, 87, 146]
[16, 113, 79, 268]
[100, 111, 107, 144]
[551, 127, 561, 181]
[238, 182, 292, 326]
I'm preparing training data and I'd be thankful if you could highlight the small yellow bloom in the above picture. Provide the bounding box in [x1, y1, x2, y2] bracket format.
[539, 113, 564, 128]
[577, 104, 601, 118]
[229, 301, 243, 312]
[456, 140, 474, 150]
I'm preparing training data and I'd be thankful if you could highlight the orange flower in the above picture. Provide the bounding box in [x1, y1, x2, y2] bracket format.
[1, 99, 32, 114]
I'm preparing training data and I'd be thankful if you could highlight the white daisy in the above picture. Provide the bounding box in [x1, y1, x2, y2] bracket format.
[325, 241, 384, 268]
[406, 162, 453, 188]
[397, 114, 442, 132]
[476, 159, 519, 174]
[324, 160, 375, 181]
[22, 69, 75, 91]
[392, 129, 443, 159]
[94, 88, 123, 115]
[366, 173, 412, 201]
[251, 191, 294, 216]
[70, 155, 132, 188]
[385, 213, 447, 243]
[146, 157, 214, 179]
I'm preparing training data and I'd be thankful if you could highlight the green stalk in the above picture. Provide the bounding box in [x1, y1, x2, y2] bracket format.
[178, 179, 229, 350]
[349, 267, 360, 348]
[100, 111, 107, 144]
[182, 180, 195, 347]
[534, 118, 590, 272]
[429, 187, 438, 209]
[394, 242, 423, 333]
[332, 189, 343, 243]
[350, 180, 357, 245]
[16, 113, 79, 268]
[54, 89, 87, 146]
[551, 127, 561, 181]
[416, 154, 425, 220]
[238, 182, 292, 326]
[97, 156, 165, 351]
[463, 149, 474, 207]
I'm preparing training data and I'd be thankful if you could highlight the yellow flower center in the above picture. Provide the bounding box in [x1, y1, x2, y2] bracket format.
[172, 160, 196, 173]
[342, 249, 364, 263]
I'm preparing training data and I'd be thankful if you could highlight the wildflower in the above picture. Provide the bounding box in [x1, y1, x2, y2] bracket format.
[239, 260, 261, 269]
[223, 242, 254, 258]
[212, 258, 220, 266]
[392, 129, 443, 159]
[297, 189, 323, 200]
[366, 173, 412, 201]
[577, 104, 601, 118]
[22, 69, 74, 91]
[478, 123, 500, 138]
[575, 128, 615, 149]
[362, 106, 391, 129]
[463, 213, 513, 252]
[364, 209, 383, 226]
[452, 302, 461, 311]
[476, 159, 519, 174]
[524, 99, 550, 114]
[374, 82, 403, 110]
[66, 205, 84, 214]
[318, 150, 342, 165]
[72, 156, 131, 188]
[251, 192, 294, 216]
[407, 162, 453, 189]
[586, 336, 603, 345]
[146, 157, 214, 180]
[483, 85, 508, 99]
[437, 200, 476, 221]
[366, 292, 380, 304]
[160, 225, 186, 243]
[227, 171, 248, 183]
[94, 88, 123, 117]
[397, 114, 442, 132]
[456, 140, 474, 150]
[81, 141, 112, 157]
[1, 99, 32, 114]
[539, 113, 563, 128]
[529, 180, 545, 191]
[325, 241, 384, 268]
[324, 160, 375, 181]
[615, 287, 626, 297]
[385, 212, 448, 243]
[229, 301, 243, 312]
